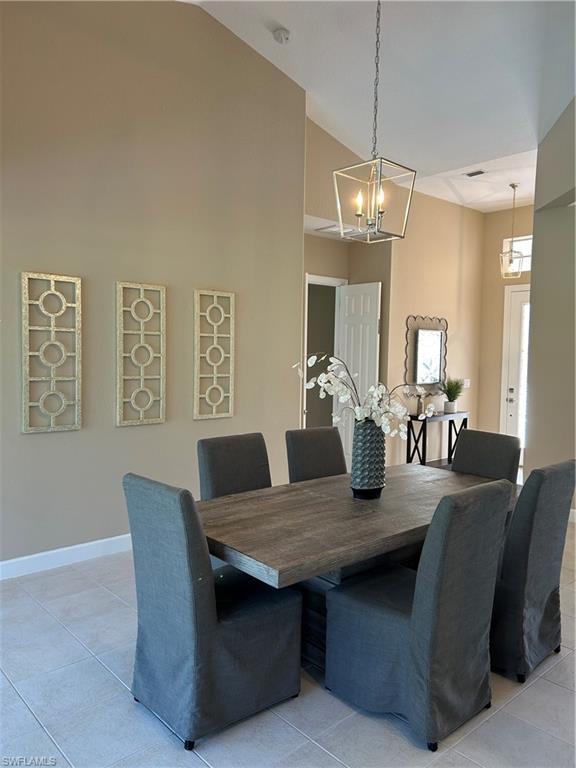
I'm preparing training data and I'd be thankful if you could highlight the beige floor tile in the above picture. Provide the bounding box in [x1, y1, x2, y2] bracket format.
[560, 567, 575, 587]
[504, 678, 575, 744]
[48, 690, 170, 768]
[560, 586, 575, 619]
[195, 710, 308, 768]
[274, 741, 347, 768]
[104, 577, 137, 607]
[544, 652, 575, 692]
[15, 657, 125, 731]
[42, 587, 137, 655]
[0, 585, 46, 624]
[43, 586, 131, 624]
[430, 749, 483, 768]
[273, 669, 355, 738]
[315, 711, 439, 768]
[529, 645, 571, 680]
[441, 706, 495, 749]
[0, 720, 71, 767]
[1, 614, 90, 683]
[107, 736, 206, 767]
[61, 603, 138, 656]
[18, 566, 98, 604]
[456, 711, 574, 767]
[74, 552, 134, 587]
[0, 675, 40, 742]
[98, 643, 135, 688]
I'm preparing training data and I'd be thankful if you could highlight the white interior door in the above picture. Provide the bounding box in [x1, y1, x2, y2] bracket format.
[501, 286, 531, 450]
[334, 282, 382, 468]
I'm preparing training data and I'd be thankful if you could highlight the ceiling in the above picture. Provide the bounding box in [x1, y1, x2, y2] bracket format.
[201, 1, 574, 212]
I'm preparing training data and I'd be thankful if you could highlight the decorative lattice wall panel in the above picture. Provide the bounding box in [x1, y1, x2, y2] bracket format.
[116, 282, 166, 426]
[21, 272, 82, 433]
[194, 290, 235, 419]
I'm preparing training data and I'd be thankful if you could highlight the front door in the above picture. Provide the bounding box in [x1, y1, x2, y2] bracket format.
[501, 286, 531, 450]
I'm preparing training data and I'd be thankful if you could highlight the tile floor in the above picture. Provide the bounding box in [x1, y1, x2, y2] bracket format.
[1, 524, 575, 768]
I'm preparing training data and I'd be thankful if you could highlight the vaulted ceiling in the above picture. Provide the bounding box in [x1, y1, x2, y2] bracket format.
[202, 1, 574, 211]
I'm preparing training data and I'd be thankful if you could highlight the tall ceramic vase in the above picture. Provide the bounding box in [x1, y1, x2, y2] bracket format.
[350, 419, 385, 499]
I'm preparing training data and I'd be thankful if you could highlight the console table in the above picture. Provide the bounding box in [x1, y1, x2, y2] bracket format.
[406, 411, 469, 465]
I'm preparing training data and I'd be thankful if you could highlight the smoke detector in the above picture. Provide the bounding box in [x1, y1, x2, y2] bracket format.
[273, 27, 291, 45]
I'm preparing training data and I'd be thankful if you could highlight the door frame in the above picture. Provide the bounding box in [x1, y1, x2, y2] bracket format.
[499, 283, 531, 434]
[302, 273, 348, 427]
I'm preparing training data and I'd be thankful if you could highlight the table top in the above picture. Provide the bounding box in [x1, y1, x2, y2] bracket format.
[198, 464, 492, 588]
[408, 411, 469, 422]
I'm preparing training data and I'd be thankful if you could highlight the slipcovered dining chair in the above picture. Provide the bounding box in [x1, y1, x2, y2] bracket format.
[490, 460, 575, 683]
[197, 432, 272, 499]
[451, 428, 521, 483]
[325, 480, 512, 751]
[198, 433, 272, 568]
[123, 473, 302, 750]
[285, 427, 347, 484]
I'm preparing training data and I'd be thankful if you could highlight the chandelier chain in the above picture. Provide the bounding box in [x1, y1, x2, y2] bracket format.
[371, 0, 381, 159]
[510, 183, 517, 248]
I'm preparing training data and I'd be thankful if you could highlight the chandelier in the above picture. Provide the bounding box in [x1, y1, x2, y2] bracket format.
[333, 0, 416, 244]
[500, 183, 524, 278]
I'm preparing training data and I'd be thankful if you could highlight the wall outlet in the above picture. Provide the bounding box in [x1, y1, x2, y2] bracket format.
[463, 379, 471, 389]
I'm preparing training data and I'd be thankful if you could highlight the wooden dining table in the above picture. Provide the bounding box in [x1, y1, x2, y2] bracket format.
[198, 463, 495, 589]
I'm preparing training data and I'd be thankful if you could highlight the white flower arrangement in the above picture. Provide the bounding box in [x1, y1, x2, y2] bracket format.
[294, 354, 412, 440]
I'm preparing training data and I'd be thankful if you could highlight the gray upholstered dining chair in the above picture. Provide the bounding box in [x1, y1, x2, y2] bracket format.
[198, 433, 272, 569]
[325, 480, 512, 751]
[197, 432, 272, 499]
[490, 460, 575, 683]
[285, 427, 347, 483]
[123, 473, 302, 751]
[451, 428, 521, 483]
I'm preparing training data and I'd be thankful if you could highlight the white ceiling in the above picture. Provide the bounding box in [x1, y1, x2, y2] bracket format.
[201, 1, 574, 212]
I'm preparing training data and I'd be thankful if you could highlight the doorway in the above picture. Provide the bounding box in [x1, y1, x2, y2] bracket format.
[304, 274, 381, 468]
[500, 285, 531, 457]
[304, 275, 347, 428]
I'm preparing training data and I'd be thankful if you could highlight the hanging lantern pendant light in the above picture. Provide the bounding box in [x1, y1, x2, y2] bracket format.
[333, 0, 416, 244]
[500, 183, 524, 278]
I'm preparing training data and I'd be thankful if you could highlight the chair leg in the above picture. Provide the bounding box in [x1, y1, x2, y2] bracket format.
[184, 741, 195, 751]
[555, 645, 561, 654]
[427, 742, 438, 752]
[485, 701, 491, 709]
[516, 673, 526, 684]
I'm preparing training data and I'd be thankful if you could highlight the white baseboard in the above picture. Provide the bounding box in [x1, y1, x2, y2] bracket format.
[0, 533, 132, 580]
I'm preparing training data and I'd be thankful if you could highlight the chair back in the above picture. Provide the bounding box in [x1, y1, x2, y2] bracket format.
[123, 473, 217, 652]
[409, 480, 511, 723]
[286, 427, 347, 483]
[452, 429, 520, 482]
[500, 461, 575, 609]
[197, 433, 271, 500]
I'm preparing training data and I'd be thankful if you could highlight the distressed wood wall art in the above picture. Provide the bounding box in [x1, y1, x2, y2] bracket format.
[116, 282, 166, 426]
[21, 272, 82, 433]
[194, 289, 235, 419]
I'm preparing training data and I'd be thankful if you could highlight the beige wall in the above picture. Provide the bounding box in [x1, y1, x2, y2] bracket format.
[525, 99, 575, 474]
[477, 205, 533, 431]
[304, 234, 349, 280]
[386, 193, 485, 465]
[305, 119, 360, 221]
[1, 3, 306, 560]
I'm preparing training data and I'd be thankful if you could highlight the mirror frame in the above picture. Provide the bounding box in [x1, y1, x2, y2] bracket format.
[404, 314, 448, 396]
